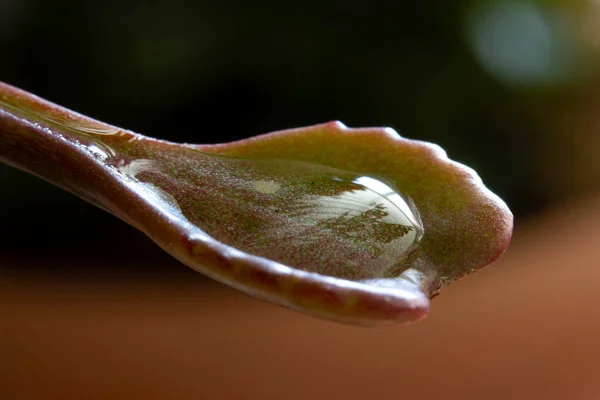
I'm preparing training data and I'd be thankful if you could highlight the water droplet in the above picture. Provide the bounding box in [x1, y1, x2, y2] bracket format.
[253, 180, 281, 194]
[106, 145, 423, 282]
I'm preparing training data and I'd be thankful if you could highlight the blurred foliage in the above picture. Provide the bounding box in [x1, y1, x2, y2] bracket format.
[1, 0, 598, 273]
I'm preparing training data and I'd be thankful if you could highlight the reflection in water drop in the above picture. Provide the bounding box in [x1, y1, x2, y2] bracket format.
[116, 159, 156, 177]
[106, 147, 423, 282]
[85, 143, 111, 160]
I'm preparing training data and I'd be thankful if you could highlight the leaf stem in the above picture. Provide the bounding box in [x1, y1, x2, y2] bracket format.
[0, 82, 124, 210]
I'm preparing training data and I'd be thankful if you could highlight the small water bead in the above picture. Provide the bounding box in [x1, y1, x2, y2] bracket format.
[108, 145, 424, 282]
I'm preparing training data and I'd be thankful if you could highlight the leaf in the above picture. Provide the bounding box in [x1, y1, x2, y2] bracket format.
[0, 82, 513, 325]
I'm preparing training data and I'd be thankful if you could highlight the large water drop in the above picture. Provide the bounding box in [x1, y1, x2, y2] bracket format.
[105, 145, 423, 281]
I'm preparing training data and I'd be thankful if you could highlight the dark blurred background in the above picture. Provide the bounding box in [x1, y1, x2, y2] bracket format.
[1, 1, 600, 399]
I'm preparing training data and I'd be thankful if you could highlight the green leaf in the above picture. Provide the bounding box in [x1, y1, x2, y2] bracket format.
[0, 82, 512, 325]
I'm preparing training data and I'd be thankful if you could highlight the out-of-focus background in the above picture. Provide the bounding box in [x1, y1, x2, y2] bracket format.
[0, 0, 599, 399]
